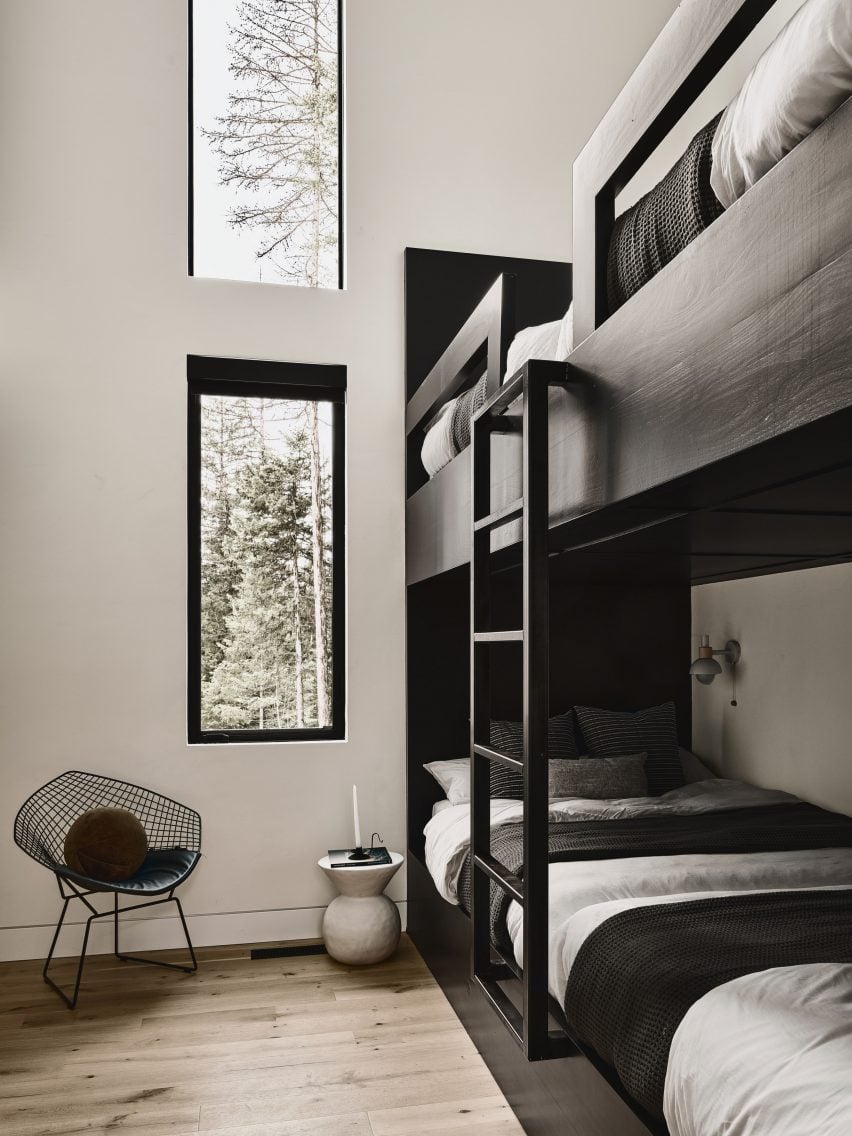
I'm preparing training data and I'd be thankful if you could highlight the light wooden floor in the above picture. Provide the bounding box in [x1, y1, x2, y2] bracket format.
[0, 934, 524, 1136]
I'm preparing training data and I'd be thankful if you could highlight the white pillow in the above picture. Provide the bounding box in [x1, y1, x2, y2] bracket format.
[420, 399, 458, 478]
[556, 302, 574, 358]
[711, 0, 852, 207]
[432, 798, 454, 816]
[423, 758, 470, 805]
[505, 319, 562, 378]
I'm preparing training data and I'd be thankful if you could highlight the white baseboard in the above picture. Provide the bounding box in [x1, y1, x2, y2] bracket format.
[0, 900, 407, 963]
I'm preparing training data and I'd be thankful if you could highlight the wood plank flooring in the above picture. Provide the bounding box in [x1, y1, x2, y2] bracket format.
[0, 935, 524, 1136]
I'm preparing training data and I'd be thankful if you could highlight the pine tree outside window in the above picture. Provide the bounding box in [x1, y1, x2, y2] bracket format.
[188, 356, 345, 742]
[190, 0, 343, 288]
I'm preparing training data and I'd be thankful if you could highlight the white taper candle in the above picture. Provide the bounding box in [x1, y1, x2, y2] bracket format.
[353, 784, 362, 848]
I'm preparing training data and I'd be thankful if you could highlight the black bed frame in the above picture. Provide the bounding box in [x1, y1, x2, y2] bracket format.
[405, 1, 852, 1133]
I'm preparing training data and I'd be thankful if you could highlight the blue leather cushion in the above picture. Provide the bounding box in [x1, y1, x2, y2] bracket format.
[57, 848, 199, 894]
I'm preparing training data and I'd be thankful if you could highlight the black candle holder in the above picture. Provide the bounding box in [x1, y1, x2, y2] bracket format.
[347, 846, 371, 861]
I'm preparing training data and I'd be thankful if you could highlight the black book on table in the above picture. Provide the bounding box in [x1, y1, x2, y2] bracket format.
[327, 847, 392, 867]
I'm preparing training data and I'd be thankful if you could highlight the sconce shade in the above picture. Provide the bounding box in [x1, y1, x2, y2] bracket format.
[689, 638, 740, 685]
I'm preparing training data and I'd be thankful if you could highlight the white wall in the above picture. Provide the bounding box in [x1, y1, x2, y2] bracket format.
[693, 563, 852, 818]
[0, 0, 679, 960]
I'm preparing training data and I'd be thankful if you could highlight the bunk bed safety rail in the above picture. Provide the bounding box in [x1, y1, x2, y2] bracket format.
[572, 0, 778, 344]
[405, 273, 516, 438]
[470, 358, 581, 1062]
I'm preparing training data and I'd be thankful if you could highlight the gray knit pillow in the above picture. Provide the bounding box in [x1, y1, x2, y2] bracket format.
[548, 754, 648, 800]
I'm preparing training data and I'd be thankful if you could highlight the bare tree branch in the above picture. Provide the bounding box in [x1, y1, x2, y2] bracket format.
[202, 0, 339, 287]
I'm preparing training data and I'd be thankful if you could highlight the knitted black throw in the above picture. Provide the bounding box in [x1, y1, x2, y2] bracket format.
[564, 888, 852, 1120]
[606, 111, 725, 315]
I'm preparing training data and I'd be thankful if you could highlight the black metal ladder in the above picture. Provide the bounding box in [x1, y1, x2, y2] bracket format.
[470, 360, 573, 1061]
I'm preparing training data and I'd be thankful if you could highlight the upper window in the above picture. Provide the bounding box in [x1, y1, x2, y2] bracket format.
[188, 356, 346, 743]
[190, 0, 343, 288]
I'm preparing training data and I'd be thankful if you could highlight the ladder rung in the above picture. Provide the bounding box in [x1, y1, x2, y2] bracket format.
[492, 941, 522, 981]
[473, 743, 523, 771]
[473, 853, 524, 904]
[480, 954, 578, 1059]
[473, 498, 524, 533]
[482, 958, 518, 983]
[473, 371, 525, 422]
[473, 630, 523, 643]
[473, 974, 523, 1048]
[545, 1025, 578, 1059]
[488, 416, 522, 435]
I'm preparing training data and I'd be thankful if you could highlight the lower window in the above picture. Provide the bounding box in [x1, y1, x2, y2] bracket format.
[188, 355, 345, 742]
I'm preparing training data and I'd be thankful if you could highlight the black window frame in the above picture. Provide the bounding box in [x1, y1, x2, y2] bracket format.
[187, 0, 345, 289]
[187, 354, 346, 744]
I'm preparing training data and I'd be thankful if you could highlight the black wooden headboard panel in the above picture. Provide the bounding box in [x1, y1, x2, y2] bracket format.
[407, 560, 692, 863]
[405, 247, 572, 498]
[407, 566, 471, 862]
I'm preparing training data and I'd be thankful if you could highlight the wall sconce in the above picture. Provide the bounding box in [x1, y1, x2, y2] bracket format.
[689, 635, 741, 685]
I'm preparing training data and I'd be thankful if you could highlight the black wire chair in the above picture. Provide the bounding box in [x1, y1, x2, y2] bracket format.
[14, 770, 202, 1008]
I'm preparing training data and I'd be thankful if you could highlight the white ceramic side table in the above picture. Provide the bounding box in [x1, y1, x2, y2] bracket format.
[318, 852, 403, 965]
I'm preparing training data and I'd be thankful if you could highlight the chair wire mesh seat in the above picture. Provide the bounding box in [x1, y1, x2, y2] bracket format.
[14, 770, 202, 1008]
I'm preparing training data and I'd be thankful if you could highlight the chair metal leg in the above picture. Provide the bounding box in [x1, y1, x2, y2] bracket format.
[42, 878, 198, 1009]
[43, 901, 105, 1010]
[42, 894, 75, 1008]
[114, 892, 198, 975]
[173, 896, 198, 972]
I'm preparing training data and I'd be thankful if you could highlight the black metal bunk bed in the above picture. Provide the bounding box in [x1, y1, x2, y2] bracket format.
[405, 2, 852, 1134]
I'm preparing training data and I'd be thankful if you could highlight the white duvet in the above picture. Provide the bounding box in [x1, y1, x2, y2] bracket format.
[666, 962, 852, 1136]
[530, 881, 852, 1136]
[423, 778, 852, 1135]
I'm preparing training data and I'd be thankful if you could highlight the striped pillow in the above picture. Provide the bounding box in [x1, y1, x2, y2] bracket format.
[488, 712, 578, 799]
[574, 702, 683, 796]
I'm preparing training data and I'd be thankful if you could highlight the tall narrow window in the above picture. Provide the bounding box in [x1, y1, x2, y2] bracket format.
[189, 0, 343, 288]
[188, 356, 345, 742]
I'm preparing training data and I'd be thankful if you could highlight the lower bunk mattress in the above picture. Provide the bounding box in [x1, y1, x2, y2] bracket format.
[424, 778, 852, 1135]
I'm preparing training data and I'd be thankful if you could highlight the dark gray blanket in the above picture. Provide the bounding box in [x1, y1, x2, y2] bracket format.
[450, 374, 487, 452]
[564, 889, 852, 1120]
[457, 803, 852, 956]
[606, 111, 724, 315]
